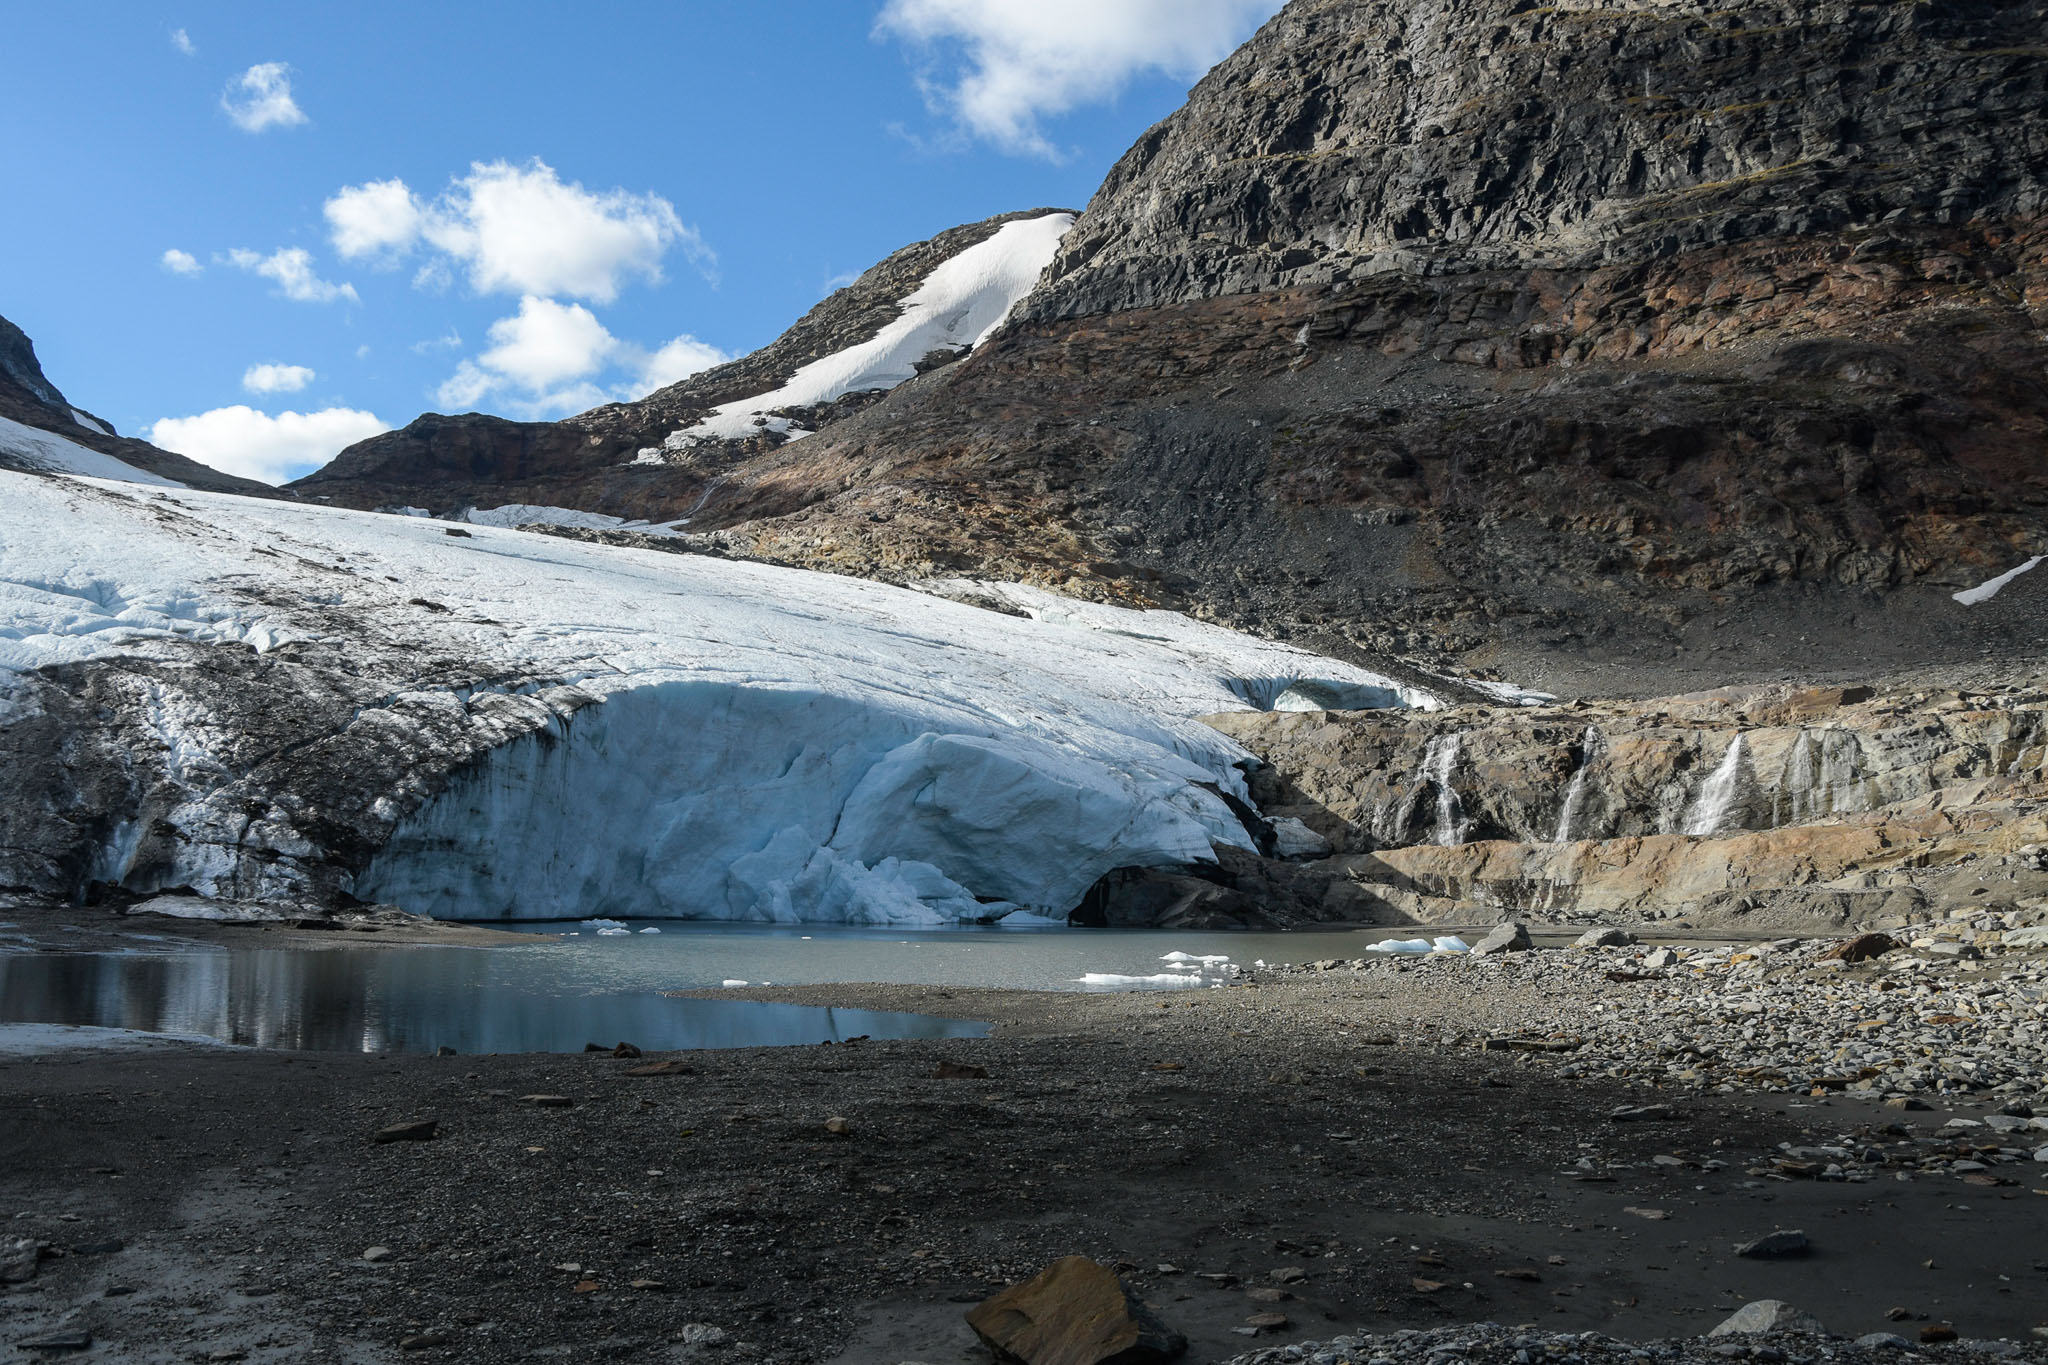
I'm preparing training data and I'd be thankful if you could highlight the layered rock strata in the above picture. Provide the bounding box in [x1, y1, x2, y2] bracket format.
[1202, 684, 2048, 928]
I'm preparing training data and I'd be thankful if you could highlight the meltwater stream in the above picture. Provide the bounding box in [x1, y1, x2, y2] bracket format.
[0, 922, 1419, 1055]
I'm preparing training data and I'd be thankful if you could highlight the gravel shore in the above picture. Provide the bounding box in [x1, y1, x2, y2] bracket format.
[4, 926, 2047, 1364]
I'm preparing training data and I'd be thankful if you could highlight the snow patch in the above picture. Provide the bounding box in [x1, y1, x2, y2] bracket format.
[0, 414, 181, 487]
[918, 579, 1439, 712]
[71, 409, 112, 436]
[1953, 556, 2044, 605]
[660, 214, 1072, 450]
[464, 504, 683, 537]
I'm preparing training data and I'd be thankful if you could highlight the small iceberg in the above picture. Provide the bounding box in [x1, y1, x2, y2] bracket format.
[1077, 971, 1206, 987]
[1364, 935, 1470, 955]
[1365, 937, 1434, 954]
[721, 979, 749, 987]
[1161, 951, 1231, 965]
[637, 927, 661, 934]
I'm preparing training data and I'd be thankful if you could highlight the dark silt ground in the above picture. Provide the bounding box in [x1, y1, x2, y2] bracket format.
[3, 960, 2046, 1365]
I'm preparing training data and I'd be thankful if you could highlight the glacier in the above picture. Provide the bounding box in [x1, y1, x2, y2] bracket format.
[0, 468, 1438, 925]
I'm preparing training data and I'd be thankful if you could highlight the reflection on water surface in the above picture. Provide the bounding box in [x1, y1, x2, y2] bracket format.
[0, 947, 985, 1054]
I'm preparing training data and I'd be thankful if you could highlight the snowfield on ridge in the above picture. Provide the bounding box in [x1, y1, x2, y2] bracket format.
[654, 212, 1075, 452]
[0, 470, 1432, 924]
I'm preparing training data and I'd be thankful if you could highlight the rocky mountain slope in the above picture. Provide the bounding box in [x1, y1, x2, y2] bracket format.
[0, 314, 272, 495]
[333, 0, 2043, 699]
[288, 209, 1072, 521]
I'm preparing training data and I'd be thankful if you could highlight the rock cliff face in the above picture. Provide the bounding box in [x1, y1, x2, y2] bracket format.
[1025, 0, 2048, 318]
[0, 314, 273, 495]
[1203, 683, 2048, 928]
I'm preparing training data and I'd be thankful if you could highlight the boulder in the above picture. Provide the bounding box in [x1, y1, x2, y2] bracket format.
[1709, 1300, 1828, 1337]
[1734, 1230, 1810, 1259]
[2003, 926, 2048, 950]
[1821, 933, 1899, 963]
[374, 1119, 439, 1144]
[1470, 922, 1533, 956]
[966, 1256, 1187, 1365]
[1268, 816, 1332, 859]
[1573, 926, 1634, 948]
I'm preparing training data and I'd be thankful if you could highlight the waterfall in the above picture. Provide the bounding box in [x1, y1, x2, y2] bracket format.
[1552, 725, 1604, 843]
[1683, 734, 1746, 837]
[1423, 732, 1471, 846]
[1773, 728, 1868, 827]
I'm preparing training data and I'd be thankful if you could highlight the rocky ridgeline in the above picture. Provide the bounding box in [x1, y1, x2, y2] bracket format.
[0, 313, 271, 495]
[1204, 685, 2048, 929]
[289, 209, 1070, 520]
[1269, 921, 2048, 1110]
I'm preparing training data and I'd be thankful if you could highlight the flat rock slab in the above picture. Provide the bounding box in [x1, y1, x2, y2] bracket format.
[967, 1255, 1187, 1365]
[374, 1119, 439, 1143]
[621, 1060, 694, 1077]
[519, 1095, 574, 1107]
[16, 1327, 92, 1351]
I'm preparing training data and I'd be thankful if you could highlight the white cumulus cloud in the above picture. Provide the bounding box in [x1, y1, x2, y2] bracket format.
[635, 336, 728, 393]
[223, 247, 358, 304]
[161, 248, 202, 276]
[324, 178, 421, 261]
[476, 296, 615, 392]
[242, 363, 314, 394]
[325, 159, 712, 303]
[150, 406, 389, 485]
[436, 295, 726, 419]
[221, 61, 307, 133]
[877, 0, 1280, 158]
[171, 28, 196, 56]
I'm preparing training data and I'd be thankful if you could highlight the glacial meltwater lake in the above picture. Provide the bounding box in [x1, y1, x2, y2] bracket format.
[0, 921, 1409, 1055]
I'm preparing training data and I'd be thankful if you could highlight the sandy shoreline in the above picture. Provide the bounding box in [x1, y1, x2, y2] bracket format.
[3, 948, 2046, 1363]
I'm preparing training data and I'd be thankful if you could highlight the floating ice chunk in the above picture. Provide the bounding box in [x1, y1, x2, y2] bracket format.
[1076, 972, 1206, 987]
[595, 927, 629, 936]
[582, 918, 628, 931]
[1160, 951, 1231, 965]
[1432, 936, 1471, 953]
[1365, 937, 1435, 954]
[637, 927, 661, 934]
[721, 979, 748, 987]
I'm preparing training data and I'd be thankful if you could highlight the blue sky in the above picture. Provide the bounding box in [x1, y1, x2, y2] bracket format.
[0, 2, 1279, 483]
